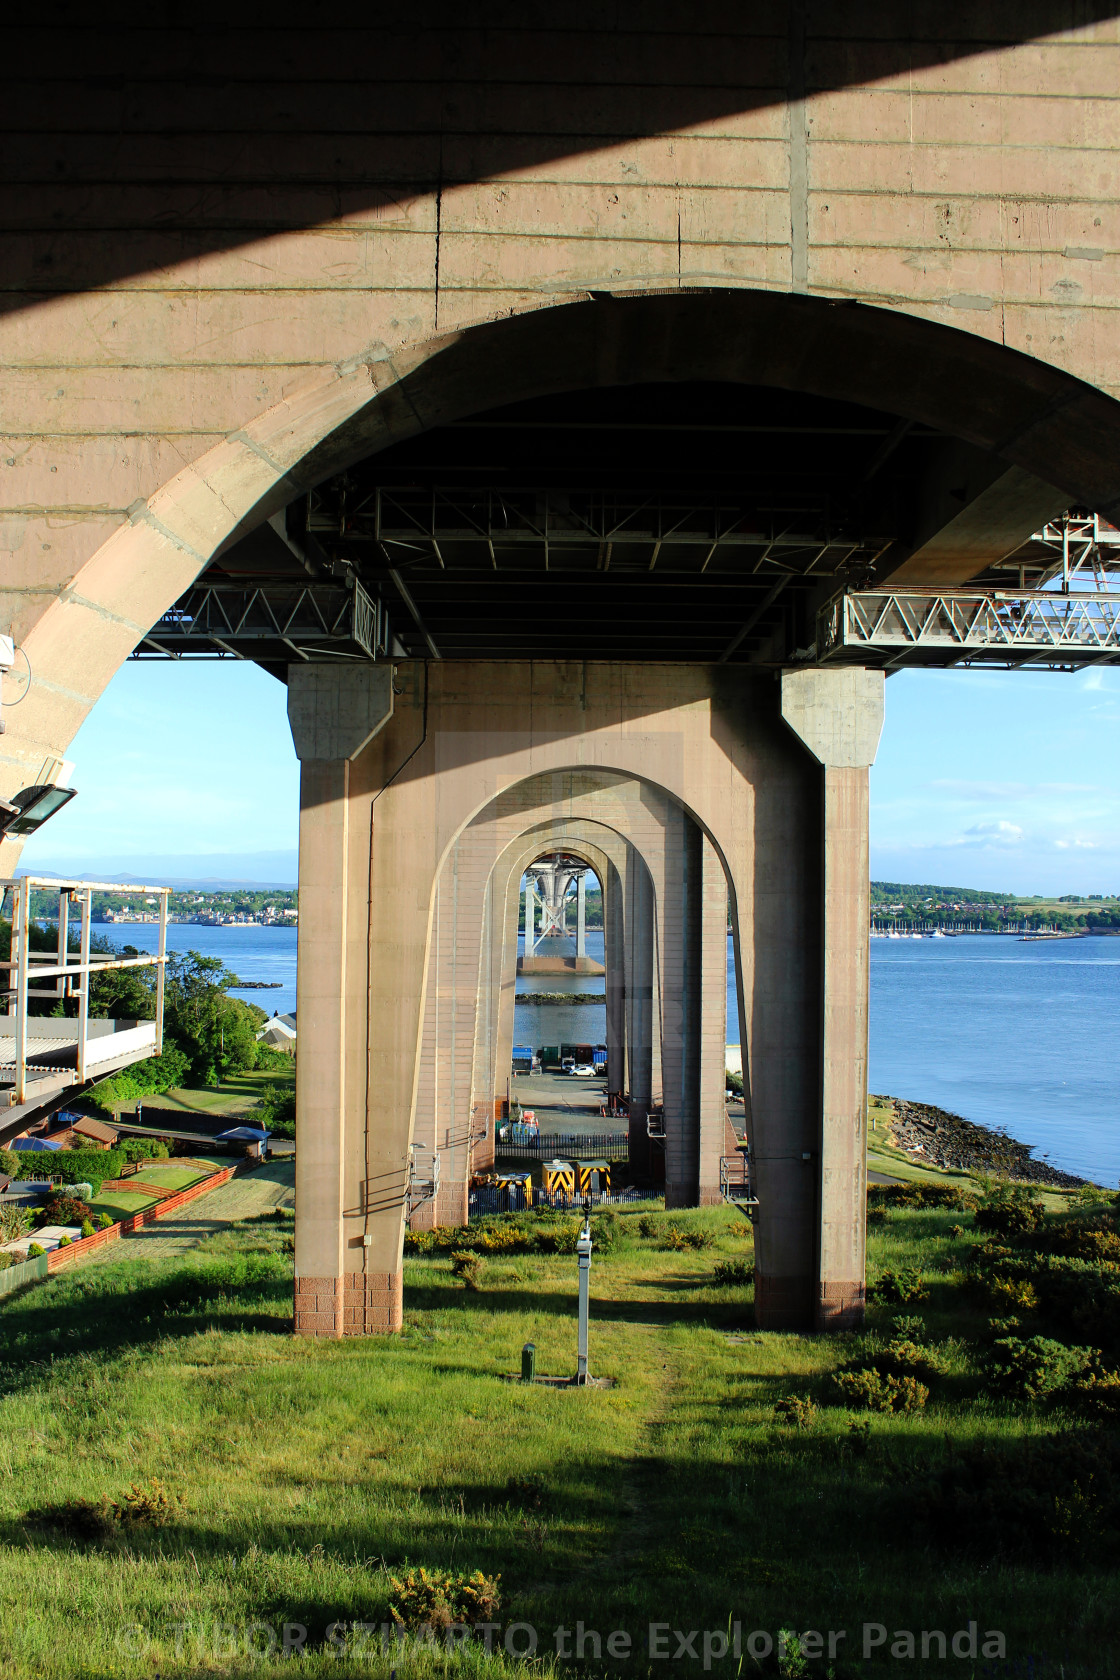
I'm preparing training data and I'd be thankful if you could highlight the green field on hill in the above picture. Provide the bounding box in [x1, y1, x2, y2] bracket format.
[0, 1175, 1117, 1679]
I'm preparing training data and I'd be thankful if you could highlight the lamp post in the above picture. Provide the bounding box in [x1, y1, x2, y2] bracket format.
[575, 1203, 593, 1385]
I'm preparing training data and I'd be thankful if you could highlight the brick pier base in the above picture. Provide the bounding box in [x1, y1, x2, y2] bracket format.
[293, 1270, 403, 1337]
[814, 1281, 866, 1331]
[754, 1271, 814, 1330]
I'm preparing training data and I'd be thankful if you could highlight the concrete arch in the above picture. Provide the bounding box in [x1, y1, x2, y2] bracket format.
[292, 663, 860, 1334]
[8, 282, 1120, 840]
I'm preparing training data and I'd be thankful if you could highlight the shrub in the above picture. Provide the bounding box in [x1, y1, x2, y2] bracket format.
[389, 1568, 501, 1633]
[113, 1478, 178, 1526]
[0, 1202, 32, 1245]
[773, 1396, 817, 1428]
[0, 1145, 21, 1178]
[869, 1183, 977, 1212]
[27, 1243, 45, 1259]
[57, 1236, 71, 1248]
[890, 1314, 928, 1343]
[637, 1214, 659, 1239]
[881, 1338, 938, 1379]
[712, 1259, 754, 1287]
[986, 1336, 1088, 1402]
[975, 1186, 1046, 1239]
[870, 1267, 928, 1304]
[0, 1252, 13, 1272]
[118, 1138, 170, 1164]
[590, 1210, 620, 1252]
[450, 1250, 484, 1290]
[866, 1207, 887, 1227]
[986, 1274, 1039, 1313]
[96, 1213, 113, 1231]
[34, 1193, 92, 1230]
[913, 1430, 1120, 1562]
[829, 1368, 928, 1413]
[662, 1226, 714, 1252]
[79, 1219, 95, 1239]
[1067, 1356, 1120, 1420]
[40, 1148, 122, 1197]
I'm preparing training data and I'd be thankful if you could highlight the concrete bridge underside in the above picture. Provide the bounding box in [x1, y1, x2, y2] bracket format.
[3, 7, 1120, 1335]
[288, 658, 880, 1334]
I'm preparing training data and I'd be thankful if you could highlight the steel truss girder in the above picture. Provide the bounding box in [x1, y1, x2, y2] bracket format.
[818, 586, 1120, 668]
[140, 581, 388, 661]
[312, 485, 882, 574]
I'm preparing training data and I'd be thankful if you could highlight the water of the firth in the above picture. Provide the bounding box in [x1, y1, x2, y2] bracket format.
[116, 923, 1119, 1185]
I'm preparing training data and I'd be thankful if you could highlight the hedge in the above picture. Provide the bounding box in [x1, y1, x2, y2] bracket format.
[35, 1149, 124, 1195]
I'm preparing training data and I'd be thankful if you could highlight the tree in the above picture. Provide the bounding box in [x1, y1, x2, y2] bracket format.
[162, 952, 266, 1084]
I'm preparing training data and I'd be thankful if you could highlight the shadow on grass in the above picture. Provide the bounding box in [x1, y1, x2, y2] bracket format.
[403, 1281, 751, 1329]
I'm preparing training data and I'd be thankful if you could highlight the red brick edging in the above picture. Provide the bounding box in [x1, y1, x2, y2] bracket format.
[45, 1166, 235, 1272]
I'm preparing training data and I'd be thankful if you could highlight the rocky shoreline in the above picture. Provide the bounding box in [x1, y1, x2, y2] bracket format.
[874, 1094, 1090, 1188]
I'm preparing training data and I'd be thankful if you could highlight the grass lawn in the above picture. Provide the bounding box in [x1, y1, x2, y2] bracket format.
[147, 1067, 294, 1120]
[0, 1182, 1116, 1678]
[127, 1165, 209, 1192]
[87, 1189, 159, 1219]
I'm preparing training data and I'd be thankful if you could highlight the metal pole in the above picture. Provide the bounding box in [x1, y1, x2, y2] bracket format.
[525, 878, 535, 958]
[576, 1209, 593, 1384]
[155, 890, 167, 1053]
[76, 888, 91, 1084]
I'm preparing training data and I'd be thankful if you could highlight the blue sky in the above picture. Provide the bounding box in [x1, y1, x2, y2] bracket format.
[19, 658, 1120, 894]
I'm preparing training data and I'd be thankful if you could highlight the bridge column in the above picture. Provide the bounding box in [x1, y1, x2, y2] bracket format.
[781, 667, 885, 1331]
[287, 664, 398, 1336]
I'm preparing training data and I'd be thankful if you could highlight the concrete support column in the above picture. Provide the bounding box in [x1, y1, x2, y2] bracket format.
[698, 833, 730, 1204]
[604, 863, 626, 1100]
[576, 870, 587, 959]
[524, 877, 535, 958]
[662, 814, 701, 1207]
[781, 667, 885, 1332]
[287, 664, 402, 1336]
[625, 852, 656, 1177]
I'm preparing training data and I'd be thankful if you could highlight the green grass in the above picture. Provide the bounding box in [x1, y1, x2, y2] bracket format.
[0, 1190, 1115, 1678]
[127, 1165, 208, 1192]
[88, 1190, 158, 1218]
[150, 1068, 294, 1119]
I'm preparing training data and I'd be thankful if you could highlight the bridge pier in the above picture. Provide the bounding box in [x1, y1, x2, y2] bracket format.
[287, 659, 881, 1337]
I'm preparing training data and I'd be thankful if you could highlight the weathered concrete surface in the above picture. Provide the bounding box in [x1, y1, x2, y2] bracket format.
[287, 665, 394, 763]
[3, 12, 1120, 820]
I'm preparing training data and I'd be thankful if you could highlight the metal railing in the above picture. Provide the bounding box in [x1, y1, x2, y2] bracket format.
[495, 1129, 630, 1161]
[0, 878, 168, 1104]
[469, 1183, 659, 1218]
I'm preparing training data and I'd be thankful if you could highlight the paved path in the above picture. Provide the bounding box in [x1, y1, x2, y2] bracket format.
[84, 1160, 295, 1265]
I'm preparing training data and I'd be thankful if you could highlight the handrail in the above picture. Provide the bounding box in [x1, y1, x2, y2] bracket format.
[0, 877, 169, 1103]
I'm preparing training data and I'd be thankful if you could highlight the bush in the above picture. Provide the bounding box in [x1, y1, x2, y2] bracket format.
[986, 1335, 1088, 1402]
[0, 1146, 21, 1178]
[449, 1250, 484, 1290]
[113, 1478, 177, 1526]
[773, 1396, 817, 1428]
[26, 1243, 45, 1259]
[40, 1149, 123, 1197]
[0, 1252, 13, 1272]
[890, 1314, 928, 1342]
[637, 1214, 659, 1239]
[975, 1186, 1046, 1238]
[590, 1210, 620, 1251]
[829, 1368, 929, 1413]
[96, 1213, 114, 1231]
[57, 1236, 71, 1248]
[662, 1225, 714, 1252]
[79, 1219, 95, 1239]
[866, 1207, 887, 1227]
[914, 1431, 1120, 1562]
[34, 1193, 92, 1230]
[870, 1267, 928, 1304]
[712, 1258, 754, 1287]
[880, 1337, 938, 1379]
[869, 1183, 977, 1212]
[389, 1568, 501, 1633]
[118, 1138, 170, 1164]
[0, 1202, 32, 1245]
[986, 1274, 1039, 1313]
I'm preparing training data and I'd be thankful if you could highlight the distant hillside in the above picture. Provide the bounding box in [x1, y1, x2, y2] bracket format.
[871, 881, 1007, 905]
